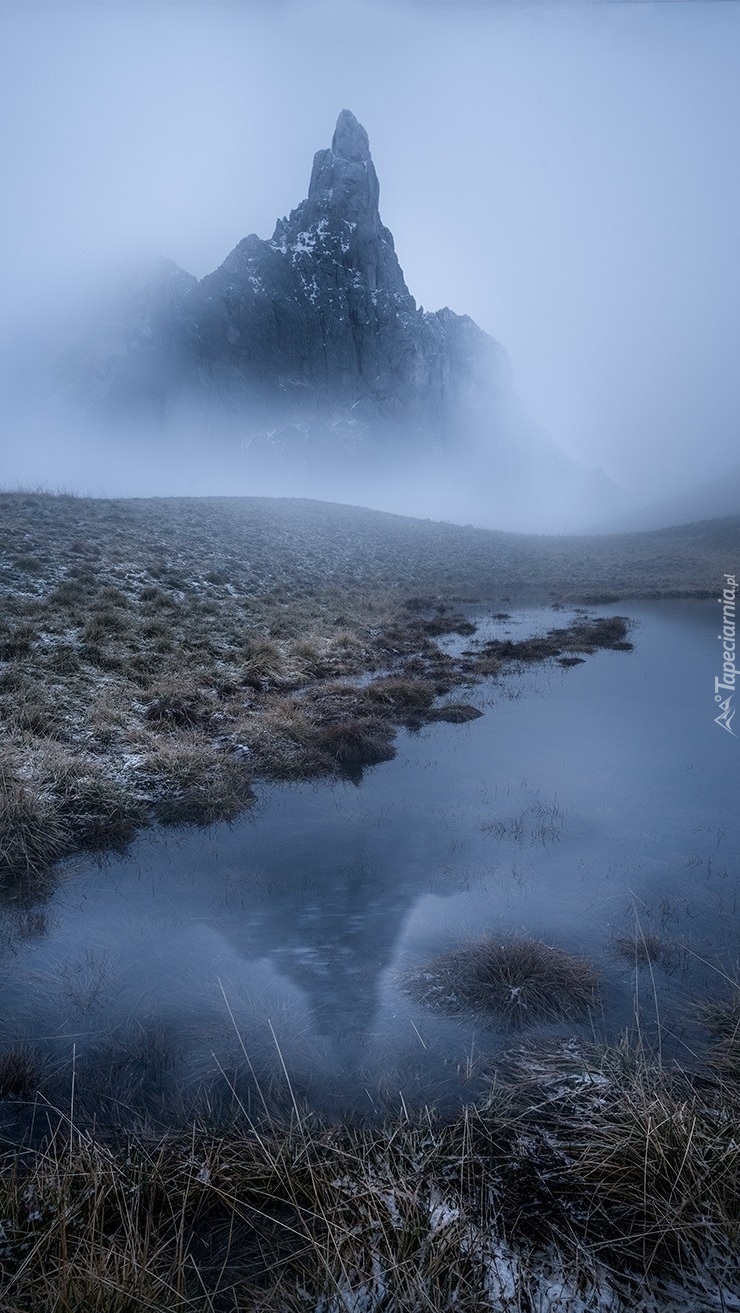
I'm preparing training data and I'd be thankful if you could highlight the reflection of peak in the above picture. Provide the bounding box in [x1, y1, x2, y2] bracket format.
[217, 853, 427, 1050]
[266, 861, 406, 1045]
[271, 945, 380, 1046]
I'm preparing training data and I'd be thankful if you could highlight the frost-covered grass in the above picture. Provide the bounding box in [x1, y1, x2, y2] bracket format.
[0, 491, 734, 883]
[0, 1017, 739, 1310]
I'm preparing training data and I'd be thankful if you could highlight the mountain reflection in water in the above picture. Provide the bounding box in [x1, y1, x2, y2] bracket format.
[1, 602, 737, 1123]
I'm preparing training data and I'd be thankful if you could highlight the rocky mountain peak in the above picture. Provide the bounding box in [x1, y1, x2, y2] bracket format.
[306, 109, 381, 226]
[331, 108, 372, 162]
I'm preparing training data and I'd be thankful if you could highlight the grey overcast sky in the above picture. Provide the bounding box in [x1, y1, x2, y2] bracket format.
[1, 0, 739, 500]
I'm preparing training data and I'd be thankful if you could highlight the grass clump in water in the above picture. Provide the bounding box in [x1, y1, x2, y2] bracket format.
[364, 676, 435, 713]
[143, 739, 255, 826]
[315, 719, 396, 768]
[612, 928, 674, 969]
[404, 934, 599, 1027]
[426, 703, 483, 724]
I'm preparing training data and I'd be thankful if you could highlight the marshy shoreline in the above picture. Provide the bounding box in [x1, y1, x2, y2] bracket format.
[1, 491, 739, 1310]
[0, 491, 732, 885]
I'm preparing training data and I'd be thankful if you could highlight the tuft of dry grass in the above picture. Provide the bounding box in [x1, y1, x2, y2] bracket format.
[315, 719, 396, 768]
[10, 693, 65, 740]
[364, 676, 435, 713]
[403, 934, 599, 1027]
[143, 681, 214, 729]
[244, 698, 323, 779]
[700, 988, 740, 1081]
[563, 1044, 740, 1270]
[141, 738, 255, 826]
[0, 764, 69, 881]
[242, 637, 284, 685]
[612, 928, 674, 969]
[48, 760, 148, 851]
[426, 703, 483, 724]
[81, 606, 131, 644]
[0, 622, 36, 661]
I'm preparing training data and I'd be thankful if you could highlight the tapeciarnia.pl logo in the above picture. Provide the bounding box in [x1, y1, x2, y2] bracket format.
[715, 573, 737, 736]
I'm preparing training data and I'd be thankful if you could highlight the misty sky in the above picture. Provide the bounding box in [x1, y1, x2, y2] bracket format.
[1, 0, 739, 502]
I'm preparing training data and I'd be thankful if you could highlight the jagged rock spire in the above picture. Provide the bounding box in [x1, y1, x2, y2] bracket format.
[331, 109, 372, 162]
[307, 109, 380, 221]
[190, 106, 509, 411]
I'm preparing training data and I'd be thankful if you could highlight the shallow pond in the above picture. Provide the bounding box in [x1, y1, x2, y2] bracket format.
[1, 600, 738, 1123]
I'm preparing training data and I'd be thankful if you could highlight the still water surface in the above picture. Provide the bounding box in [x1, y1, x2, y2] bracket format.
[1, 601, 737, 1120]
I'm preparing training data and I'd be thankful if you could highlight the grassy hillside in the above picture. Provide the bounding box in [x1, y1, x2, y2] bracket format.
[2, 492, 733, 605]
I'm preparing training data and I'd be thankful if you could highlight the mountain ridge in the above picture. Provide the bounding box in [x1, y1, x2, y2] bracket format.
[589, 462, 740, 533]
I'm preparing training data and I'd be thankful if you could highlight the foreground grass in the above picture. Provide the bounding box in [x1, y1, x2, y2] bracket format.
[1, 1012, 739, 1311]
[1, 491, 712, 883]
